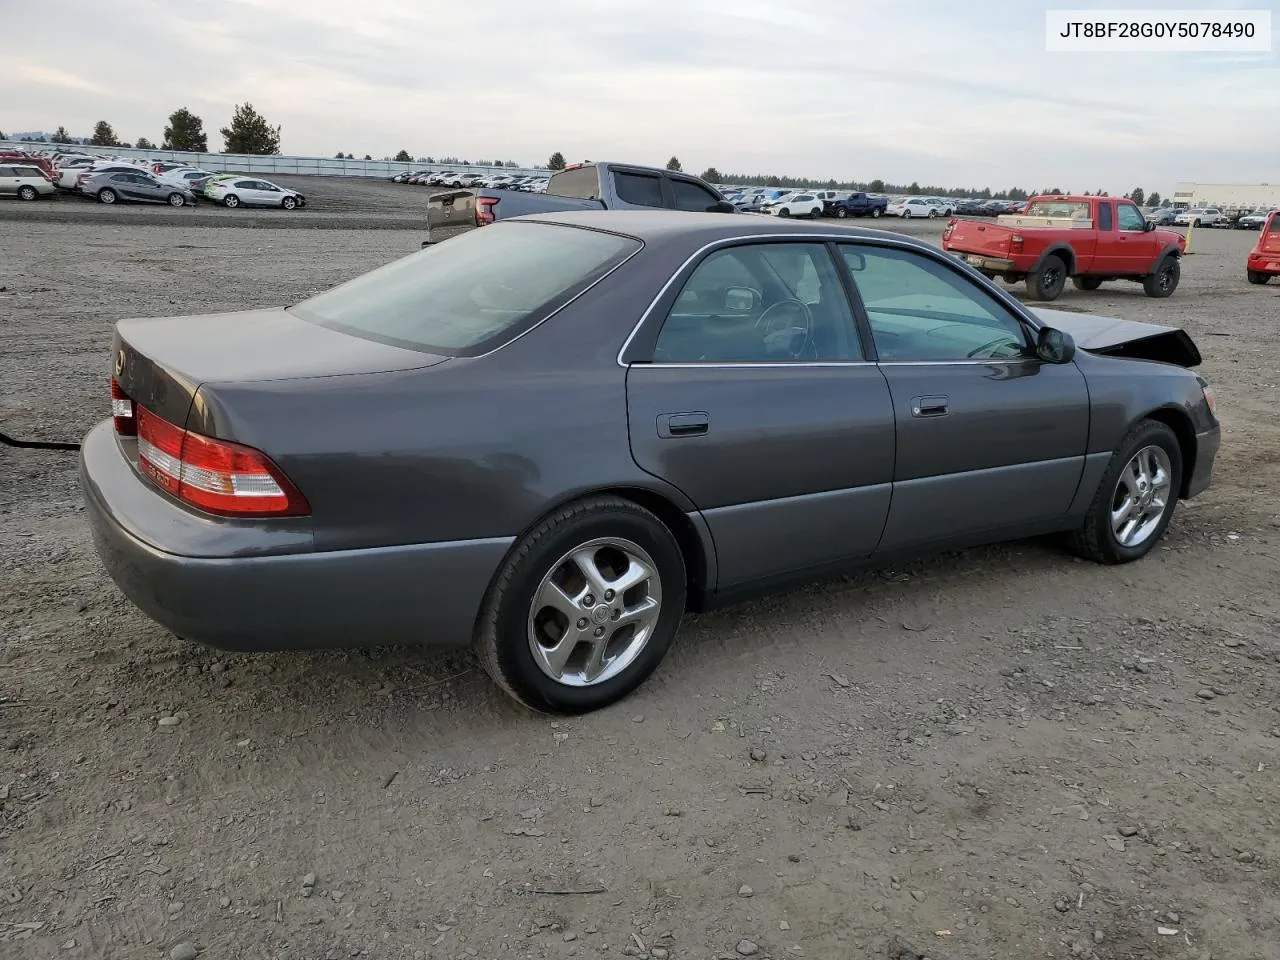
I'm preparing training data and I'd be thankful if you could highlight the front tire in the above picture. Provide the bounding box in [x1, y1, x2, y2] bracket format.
[835, 207, 848, 219]
[282, 196, 298, 210]
[475, 496, 687, 714]
[928, 209, 938, 218]
[1068, 419, 1182, 564]
[17, 185, 38, 201]
[166, 193, 185, 207]
[223, 194, 240, 208]
[1143, 256, 1180, 298]
[1026, 254, 1067, 301]
[1247, 270, 1270, 285]
[1073, 276, 1103, 291]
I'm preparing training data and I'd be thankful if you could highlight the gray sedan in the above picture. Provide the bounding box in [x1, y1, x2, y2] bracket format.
[81, 170, 195, 206]
[80, 212, 1220, 713]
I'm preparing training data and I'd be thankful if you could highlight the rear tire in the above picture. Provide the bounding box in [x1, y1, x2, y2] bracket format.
[1068, 419, 1182, 565]
[1248, 270, 1270, 285]
[1026, 254, 1067, 301]
[871, 207, 882, 218]
[928, 209, 938, 218]
[1073, 276, 1103, 291]
[223, 194, 240, 208]
[1143, 256, 1180, 298]
[475, 496, 687, 714]
[17, 185, 38, 201]
[97, 188, 117, 205]
[810, 207, 822, 219]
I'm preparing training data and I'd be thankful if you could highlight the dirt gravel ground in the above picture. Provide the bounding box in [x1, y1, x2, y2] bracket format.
[2, 202, 1280, 960]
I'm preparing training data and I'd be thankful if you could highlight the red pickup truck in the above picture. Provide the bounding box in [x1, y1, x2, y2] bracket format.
[941, 195, 1186, 302]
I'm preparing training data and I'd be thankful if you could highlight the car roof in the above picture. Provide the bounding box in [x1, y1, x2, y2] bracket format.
[514, 210, 937, 250]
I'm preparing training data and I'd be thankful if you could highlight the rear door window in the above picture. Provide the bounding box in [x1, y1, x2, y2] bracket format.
[614, 172, 665, 208]
[291, 222, 640, 356]
[1097, 202, 1113, 231]
[669, 178, 722, 212]
[0, 167, 13, 177]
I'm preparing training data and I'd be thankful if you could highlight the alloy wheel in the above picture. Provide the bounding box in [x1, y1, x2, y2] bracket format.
[1111, 445, 1173, 548]
[527, 537, 662, 687]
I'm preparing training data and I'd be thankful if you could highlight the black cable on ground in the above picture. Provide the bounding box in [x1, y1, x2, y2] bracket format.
[0, 430, 81, 451]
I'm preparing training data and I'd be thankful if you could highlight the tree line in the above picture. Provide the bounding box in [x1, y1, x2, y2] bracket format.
[6, 104, 283, 155]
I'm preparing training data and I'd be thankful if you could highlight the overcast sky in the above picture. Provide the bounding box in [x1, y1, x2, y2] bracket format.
[6, 0, 1278, 193]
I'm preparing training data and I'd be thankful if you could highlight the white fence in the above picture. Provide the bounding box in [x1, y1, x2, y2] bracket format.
[0, 141, 549, 181]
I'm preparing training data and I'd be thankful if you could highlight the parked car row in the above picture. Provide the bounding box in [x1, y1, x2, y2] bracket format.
[392, 169, 551, 192]
[0, 148, 306, 211]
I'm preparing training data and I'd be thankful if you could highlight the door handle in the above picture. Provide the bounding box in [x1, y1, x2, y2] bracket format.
[911, 395, 949, 417]
[657, 411, 710, 438]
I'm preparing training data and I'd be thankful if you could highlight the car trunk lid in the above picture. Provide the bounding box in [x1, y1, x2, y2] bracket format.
[112, 307, 446, 429]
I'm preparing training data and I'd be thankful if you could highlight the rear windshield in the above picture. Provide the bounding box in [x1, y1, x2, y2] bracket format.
[1270, 215, 1280, 232]
[290, 222, 640, 356]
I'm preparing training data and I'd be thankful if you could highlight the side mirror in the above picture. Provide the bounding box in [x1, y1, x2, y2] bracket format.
[722, 287, 760, 313]
[1144, 220, 1156, 232]
[1036, 326, 1076, 364]
[843, 251, 866, 272]
[712, 200, 737, 214]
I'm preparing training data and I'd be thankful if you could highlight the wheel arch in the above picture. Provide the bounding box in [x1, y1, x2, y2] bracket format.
[1153, 243, 1182, 268]
[1141, 405, 1197, 498]
[1033, 244, 1076, 274]
[506, 486, 717, 611]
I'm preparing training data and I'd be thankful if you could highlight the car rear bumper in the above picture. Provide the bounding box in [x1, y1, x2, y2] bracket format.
[78, 420, 512, 652]
[1186, 424, 1220, 499]
[1247, 254, 1280, 274]
[952, 252, 1017, 272]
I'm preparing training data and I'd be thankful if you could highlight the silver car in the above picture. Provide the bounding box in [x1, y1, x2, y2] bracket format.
[80, 170, 195, 206]
[0, 164, 56, 200]
[203, 177, 306, 209]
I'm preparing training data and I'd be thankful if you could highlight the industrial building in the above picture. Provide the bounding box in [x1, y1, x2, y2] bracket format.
[1172, 182, 1280, 210]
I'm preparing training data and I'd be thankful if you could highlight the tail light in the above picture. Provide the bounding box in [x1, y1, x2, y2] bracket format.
[135, 406, 309, 517]
[942, 219, 956, 242]
[476, 196, 499, 226]
[111, 378, 136, 436]
[1010, 233, 1025, 252]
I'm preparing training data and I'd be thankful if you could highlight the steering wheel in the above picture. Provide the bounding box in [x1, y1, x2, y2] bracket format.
[755, 298, 814, 359]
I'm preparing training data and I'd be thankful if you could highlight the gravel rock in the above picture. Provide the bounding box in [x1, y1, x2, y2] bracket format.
[738, 883, 754, 897]
[910, 889, 926, 902]
[735, 940, 759, 956]
[749, 747, 767, 762]
[170, 944, 198, 960]
[1119, 825, 1139, 837]
[157, 716, 181, 727]
[1236, 851, 1255, 863]
[1094, 929, 1105, 943]
[1196, 689, 1216, 700]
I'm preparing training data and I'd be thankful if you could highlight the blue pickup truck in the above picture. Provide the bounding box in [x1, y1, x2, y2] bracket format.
[824, 192, 888, 219]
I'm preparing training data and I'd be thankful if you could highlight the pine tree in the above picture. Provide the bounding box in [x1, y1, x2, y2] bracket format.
[163, 108, 208, 152]
[220, 103, 281, 155]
